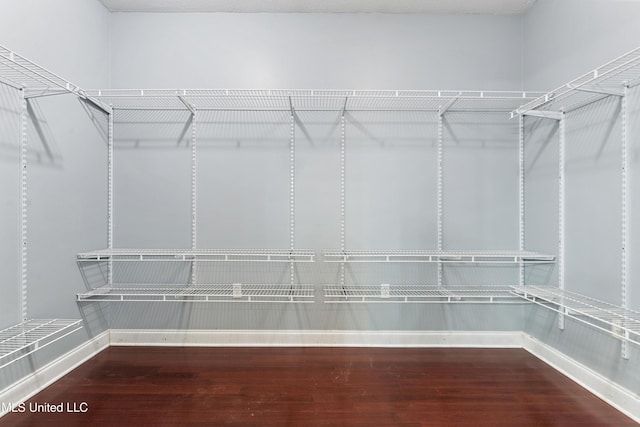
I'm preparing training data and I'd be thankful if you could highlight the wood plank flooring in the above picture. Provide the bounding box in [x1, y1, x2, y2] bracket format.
[1, 347, 635, 426]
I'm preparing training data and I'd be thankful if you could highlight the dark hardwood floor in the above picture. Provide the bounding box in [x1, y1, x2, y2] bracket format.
[1, 347, 635, 426]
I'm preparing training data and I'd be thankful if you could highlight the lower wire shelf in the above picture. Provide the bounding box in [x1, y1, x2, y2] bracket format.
[511, 286, 640, 346]
[324, 285, 521, 303]
[77, 284, 315, 303]
[0, 319, 83, 369]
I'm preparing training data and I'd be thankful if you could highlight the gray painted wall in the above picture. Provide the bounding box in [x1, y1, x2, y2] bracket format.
[0, 82, 21, 328]
[345, 111, 438, 250]
[112, 109, 193, 248]
[110, 12, 523, 90]
[0, 0, 110, 390]
[564, 96, 622, 304]
[442, 112, 519, 250]
[523, 115, 559, 286]
[523, 0, 640, 90]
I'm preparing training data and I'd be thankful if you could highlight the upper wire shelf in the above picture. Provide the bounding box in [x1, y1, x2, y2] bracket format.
[0, 44, 89, 97]
[512, 286, 640, 346]
[322, 250, 555, 264]
[512, 46, 640, 117]
[77, 248, 316, 262]
[0, 43, 110, 112]
[85, 89, 543, 113]
[0, 319, 83, 369]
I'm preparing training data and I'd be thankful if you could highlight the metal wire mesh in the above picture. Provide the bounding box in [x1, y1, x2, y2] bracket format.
[324, 285, 518, 303]
[514, 47, 640, 116]
[76, 249, 318, 302]
[85, 89, 542, 113]
[0, 44, 83, 95]
[322, 250, 555, 263]
[0, 320, 83, 369]
[78, 248, 316, 262]
[77, 284, 314, 303]
[512, 286, 640, 345]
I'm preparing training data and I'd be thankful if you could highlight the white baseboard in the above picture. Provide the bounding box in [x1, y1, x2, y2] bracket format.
[109, 329, 524, 348]
[523, 334, 640, 423]
[0, 330, 109, 417]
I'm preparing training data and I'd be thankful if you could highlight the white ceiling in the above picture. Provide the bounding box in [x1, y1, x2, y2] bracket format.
[99, 0, 538, 14]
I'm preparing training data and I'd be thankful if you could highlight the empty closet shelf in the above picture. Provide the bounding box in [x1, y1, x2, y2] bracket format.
[512, 47, 640, 117]
[77, 249, 316, 262]
[84, 89, 543, 113]
[0, 319, 83, 369]
[322, 250, 555, 264]
[0, 44, 110, 107]
[77, 284, 315, 303]
[512, 286, 640, 345]
[324, 285, 520, 303]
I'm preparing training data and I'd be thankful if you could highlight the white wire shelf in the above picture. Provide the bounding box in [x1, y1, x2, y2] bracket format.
[322, 250, 555, 264]
[77, 248, 316, 262]
[512, 47, 640, 117]
[85, 89, 543, 113]
[0, 44, 83, 95]
[77, 284, 314, 303]
[0, 43, 110, 111]
[512, 286, 640, 346]
[324, 285, 520, 303]
[0, 319, 83, 369]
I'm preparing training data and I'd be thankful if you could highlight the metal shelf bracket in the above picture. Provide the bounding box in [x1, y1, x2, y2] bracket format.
[522, 110, 563, 121]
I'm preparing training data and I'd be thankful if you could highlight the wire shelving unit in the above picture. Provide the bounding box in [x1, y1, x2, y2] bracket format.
[0, 44, 108, 110]
[510, 46, 640, 357]
[76, 249, 316, 303]
[322, 250, 554, 303]
[0, 45, 83, 95]
[0, 320, 83, 370]
[81, 90, 543, 305]
[86, 89, 540, 112]
[0, 44, 85, 369]
[512, 47, 640, 118]
[3, 41, 639, 354]
[512, 286, 640, 347]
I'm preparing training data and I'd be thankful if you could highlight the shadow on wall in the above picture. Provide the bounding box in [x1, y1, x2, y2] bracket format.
[0, 87, 108, 167]
[114, 109, 192, 149]
[0, 84, 20, 163]
[25, 99, 63, 167]
[525, 118, 559, 174]
[76, 258, 327, 290]
[563, 95, 622, 173]
[113, 109, 294, 150]
[441, 112, 518, 150]
[77, 301, 109, 339]
[525, 96, 623, 175]
[0, 89, 58, 167]
[109, 109, 522, 151]
[79, 98, 109, 146]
